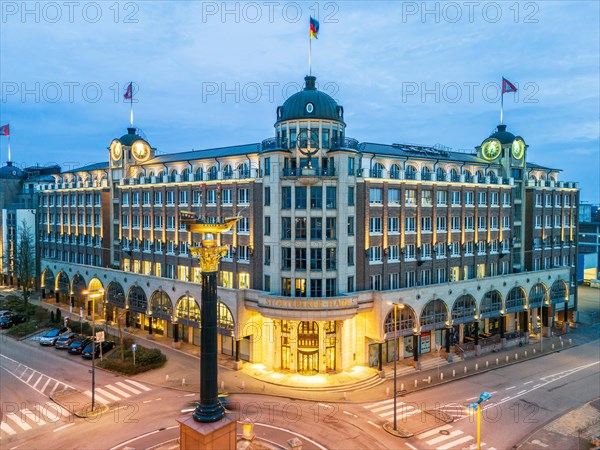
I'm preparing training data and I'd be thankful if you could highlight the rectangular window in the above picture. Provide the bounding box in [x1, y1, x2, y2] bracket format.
[238, 188, 250, 205]
[143, 191, 151, 205]
[388, 188, 400, 205]
[264, 216, 271, 236]
[436, 191, 447, 206]
[282, 187, 292, 209]
[326, 186, 336, 209]
[436, 216, 447, 232]
[325, 248, 336, 270]
[264, 157, 270, 176]
[437, 268, 447, 283]
[221, 189, 232, 205]
[503, 192, 511, 206]
[405, 217, 416, 232]
[369, 217, 382, 234]
[310, 186, 322, 209]
[325, 279, 336, 297]
[347, 276, 355, 292]
[464, 191, 474, 205]
[281, 247, 292, 269]
[347, 216, 354, 236]
[281, 217, 292, 239]
[310, 279, 322, 297]
[490, 192, 499, 205]
[295, 248, 307, 270]
[388, 245, 399, 261]
[311, 217, 322, 240]
[348, 186, 355, 206]
[166, 191, 174, 205]
[464, 216, 474, 230]
[405, 244, 416, 260]
[264, 245, 271, 265]
[421, 243, 432, 259]
[192, 190, 201, 205]
[326, 217, 336, 240]
[206, 190, 217, 205]
[502, 216, 510, 229]
[370, 275, 382, 291]
[405, 271, 416, 288]
[405, 189, 416, 206]
[264, 187, 271, 206]
[370, 188, 383, 204]
[490, 216, 499, 229]
[477, 192, 487, 205]
[388, 217, 399, 233]
[295, 187, 307, 209]
[421, 216, 432, 232]
[369, 246, 382, 262]
[179, 190, 189, 205]
[282, 277, 292, 296]
[310, 248, 322, 270]
[451, 191, 461, 206]
[347, 246, 355, 266]
[239, 273, 250, 289]
[238, 245, 250, 262]
[389, 273, 401, 290]
[237, 217, 250, 233]
[451, 216, 461, 231]
[421, 190, 432, 206]
[477, 216, 487, 230]
[348, 157, 355, 176]
[295, 217, 307, 240]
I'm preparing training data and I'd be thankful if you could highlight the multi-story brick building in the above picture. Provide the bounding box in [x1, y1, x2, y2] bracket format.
[36, 75, 579, 375]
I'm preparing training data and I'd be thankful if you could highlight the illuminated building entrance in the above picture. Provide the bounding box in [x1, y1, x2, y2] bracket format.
[297, 321, 319, 375]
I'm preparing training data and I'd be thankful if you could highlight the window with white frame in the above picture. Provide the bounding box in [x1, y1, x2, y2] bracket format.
[490, 240, 498, 253]
[437, 268, 447, 283]
[238, 188, 250, 205]
[388, 188, 400, 205]
[554, 215, 561, 228]
[435, 242, 446, 257]
[564, 195, 570, 206]
[389, 273, 401, 289]
[369, 188, 383, 204]
[143, 191, 151, 205]
[464, 241, 473, 255]
[564, 215, 570, 226]
[405, 244, 416, 260]
[535, 215, 542, 228]
[369, 217, 382, 234]
[238, 245, 250, 262]
[421, 243, 432, 259]
[206, 190, 217, 205]
[154, 191, 162, 205]
[464, 216, 474, 230]
[535, 193, 542, 206]
[421, 217, 432, 232]
[237, 217, 250, 233]
[143, 215, 151, 229]
[369, 246, 382, 263]
[477, 216, 487, 230]
[165, 191, 175, 205]
[437, 216, 447, 232]
[388, 245, 400, 261]
[450, 242, 461, 256]
[405, 217, 416, 232]
[477, 240, 487, 253]
[502, 216, 510, 229]
[420, 270, 432, 286]
[222, 189, 232, 205]
[370, 275, 382, 290]
[166, 216, 175, 230]
[503, 192, 511, 206]
[405, 271, 416, 288]
[405, 189, 417, 206]
[451, 216, 461, 231]
[436, 190, 447, 206]
[545, 194, 552, 206]
[179, 191, 188, 205]
[464, 191, 474, 205]
[421, 190, 433, 206]
[490, 192, 499, 205]
[388, 217, 399, 233]
[451, 191, 461, 205]
[477, 192, 487, 205]
[490, 216, 499, 229]
[192, 191, 202, 205]
[545, 215, 552, 228]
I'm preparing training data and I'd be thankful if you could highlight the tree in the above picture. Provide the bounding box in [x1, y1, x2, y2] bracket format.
[4, 219, 36, 318]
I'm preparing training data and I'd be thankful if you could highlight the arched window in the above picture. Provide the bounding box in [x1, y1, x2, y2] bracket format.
[405, 165, 417, 180]
[42, 268, 55, 289]
[390, 164, 401, 179]
[176, 295, 201, 326]
[150, 290, 173, 319]
[528, 283, 548, 309]
[222, 164, 233, 180]
[208, 166, 218, 181]
[181, 168, 190, 182]
[107, 282, 126, 308]
[71, 274, 87, 298]
[436, 167, 446, 181]
[88, 278, 103, 293]
[452, 295, 477, 324]
[383, 306, 416, 336]
[371, 162, 384, 178]
[56, 272, 70, 294]
[480, 290, 502, 318]
[194, 167, 203, 181]
[420, 299, 449, 331]
[421, 166, 431, 181]
[217, 301, 234, 332]
[476, 170, 485, 183]
[463, 169, 472, 182]
[156, 170, 165, 179]
[237, 162, 250, 178]
[505, 287, 526, 312]
[487, 170, 497, 183]
[169, 169, 178, 182]
[128, 286, 148, 313]
[450, 168, 460, 182]
[550, 280, 568, 304]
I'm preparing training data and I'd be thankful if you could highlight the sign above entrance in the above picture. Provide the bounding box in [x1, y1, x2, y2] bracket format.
[256, 295, 359, 319]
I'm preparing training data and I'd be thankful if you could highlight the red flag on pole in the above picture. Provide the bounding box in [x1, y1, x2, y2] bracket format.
[124, 82, 133, 100]
[502, 77, 517, 94]
[0, 124, 9, 136]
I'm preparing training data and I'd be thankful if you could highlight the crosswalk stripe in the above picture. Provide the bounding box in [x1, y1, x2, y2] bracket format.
[19, 367, 31, 379]
[35, 403, 66, 422]
[32, 374, 45, 390]
[82, 391, 110, 405]
[415, 424, 453, 439]
[124, 379, 151, 391]
[371, 402, 406, 413]
[6, 413, 32, 431]
[40, 377, 52, 393]
[0, 421, 16, 435]
[379, 406, 416, 418]
[115, 381, 141, 395]
[26, 371, 36, 383]
[96, 388, 121, 402]
[364, 398, 395, 409]
[437, 435, 474, 450]
[426, 430, 464, 446]
[104, 384, 131, 398]
[22, 408, 45, 425]
[50, 380, 61, 395]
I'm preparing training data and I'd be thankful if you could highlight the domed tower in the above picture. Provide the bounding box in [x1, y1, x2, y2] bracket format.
[260, 75, 358, 300]
[108, 127, 155, 180]
[476, 124, 528, 273]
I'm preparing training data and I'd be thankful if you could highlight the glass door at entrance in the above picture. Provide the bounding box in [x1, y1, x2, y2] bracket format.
[298, 350, 319, 375]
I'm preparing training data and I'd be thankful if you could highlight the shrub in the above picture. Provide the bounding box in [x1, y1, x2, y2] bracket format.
[6, 321, 42, 339]
[98, 344, 166, 375]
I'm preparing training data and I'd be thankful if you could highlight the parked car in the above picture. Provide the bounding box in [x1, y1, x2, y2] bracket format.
[68, 336, 93, 355]
[55, 332, 79, 349]
[81, 341, 115, 359]
[0, 309, 13, 317]
[39, 327, 70, 346]
[0, 313, 26, 329]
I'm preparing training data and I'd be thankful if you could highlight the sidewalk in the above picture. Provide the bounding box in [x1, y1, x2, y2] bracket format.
[32, 295, 588, 405]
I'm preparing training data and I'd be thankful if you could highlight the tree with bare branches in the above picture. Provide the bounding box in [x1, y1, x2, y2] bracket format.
[3, 219, 36, 318]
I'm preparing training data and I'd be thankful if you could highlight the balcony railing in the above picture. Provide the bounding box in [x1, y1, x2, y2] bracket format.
[262, 137, 290, 151]
[330, 137, 359, 150]
[281, 167, 336, 177]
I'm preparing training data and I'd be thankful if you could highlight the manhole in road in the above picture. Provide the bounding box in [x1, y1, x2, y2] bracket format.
[440, 430, 451, 435]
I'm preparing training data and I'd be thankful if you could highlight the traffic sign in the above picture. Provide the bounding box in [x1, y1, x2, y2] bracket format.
[132, 343, 137, 352]
[96, 331, 105, 342]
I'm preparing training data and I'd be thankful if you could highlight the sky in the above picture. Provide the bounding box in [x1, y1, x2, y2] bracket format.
[1, 1, 599, 202]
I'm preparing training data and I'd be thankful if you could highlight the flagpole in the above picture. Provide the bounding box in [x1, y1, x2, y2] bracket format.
[309, 32, 312, 76]
[7, 135, 11, 162]
[130, 82, 134, 127]
[500, 91, 504, 125]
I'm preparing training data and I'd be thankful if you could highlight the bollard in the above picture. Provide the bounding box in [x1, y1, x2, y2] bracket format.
[533, 348, 536, 354]
[506, 356, 509, 363]
[552, 344, 555, 350]
[414, 379, 418, 388]
[525, 351, 527, 357]
[182, 378, 186, 386]
[515, 353, 518, 360]
[343, 392, 347, 400]
[464, 366, 467, 374]
[452, 369, 455, 377]
[166, 374, 170, 382]
[401, 383, 404, 391]
[241, 381, 245, 390]
[428, 376, 431, 384]
[569, 338, 572, 345]
[440, 373, 444, 381]
[496, 358, 499, 365]
[221, 381, 225, 391]
[262, 383, 266, 392]
[475, 363, 478, 371]
[486, 361, 489, 368]
[561, 341, 564, 347]
[386, 387, 390, 396]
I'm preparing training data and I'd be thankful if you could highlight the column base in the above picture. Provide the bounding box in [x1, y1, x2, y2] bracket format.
[172, 341, 182, 349]
[146, 334, 155, 340]
[233, 361, 243, 371]
[178, 414, 236, 450]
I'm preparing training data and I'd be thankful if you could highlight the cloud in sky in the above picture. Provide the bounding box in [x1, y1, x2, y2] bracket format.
[1, 1, 598, 201]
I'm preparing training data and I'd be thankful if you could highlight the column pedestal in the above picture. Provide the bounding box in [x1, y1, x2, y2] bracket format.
[178, 414, 236, 450]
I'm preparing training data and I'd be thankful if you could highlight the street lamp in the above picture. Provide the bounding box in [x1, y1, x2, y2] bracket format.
[82, 288, 104, 412]
[386, 301, 404, 434]
[467, 391, 492, 450]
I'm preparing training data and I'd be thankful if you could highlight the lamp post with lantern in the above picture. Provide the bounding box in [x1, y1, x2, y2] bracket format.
[383, 301, 405, 436]
[82, 288, 104, 412]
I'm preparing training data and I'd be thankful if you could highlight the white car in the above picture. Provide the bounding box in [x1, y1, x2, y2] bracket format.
[39, 327, 70, 346]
